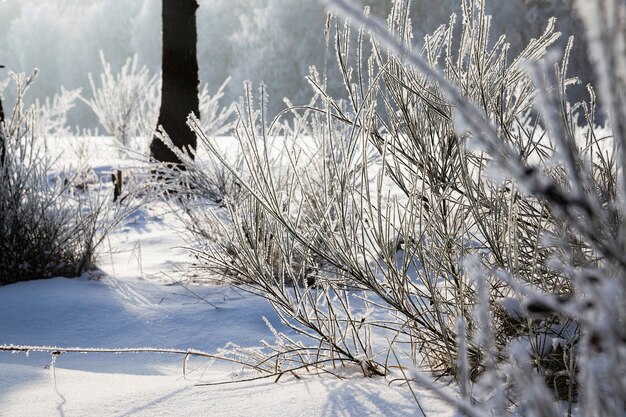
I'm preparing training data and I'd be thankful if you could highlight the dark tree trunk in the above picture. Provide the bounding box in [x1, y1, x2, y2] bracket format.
[0, 64, 5, 168]
[150, 0, 199, 165]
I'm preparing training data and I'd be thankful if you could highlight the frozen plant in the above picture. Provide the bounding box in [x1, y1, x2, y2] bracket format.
[198, 77, 236, 137]
[196, 0, 572, 394]
[0, 71, 139, 285]
[158, 0, 625, 414]
[156, 82, 384, 378]
[82, 51, 160, 155]
[326, 0, 626, 415]
[34, 86, 81, 139]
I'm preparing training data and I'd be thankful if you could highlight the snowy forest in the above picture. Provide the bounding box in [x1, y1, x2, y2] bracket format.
[0, 0, 593, 124]
[1, 0, 625, 416]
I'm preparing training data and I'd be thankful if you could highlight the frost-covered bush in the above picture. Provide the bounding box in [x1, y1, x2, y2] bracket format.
[83, 52, 160, 154]
[34, 86, 81, 138]
[180, 0, 569, 382]
[83, 51, 234, 156]
[0, 71, 133, 285]
[198, 78, 236, 137]
[322, 0, 626, 415]
[160, 0, 624, 414]
[156, 85, 382, 376]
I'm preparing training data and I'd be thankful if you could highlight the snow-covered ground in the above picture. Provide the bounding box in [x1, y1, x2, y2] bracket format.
[0, 137, 453, 417]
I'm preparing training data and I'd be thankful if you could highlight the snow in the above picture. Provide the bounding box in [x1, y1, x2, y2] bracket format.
[0, 363, 438, 417]
[0, 137, 454, 417]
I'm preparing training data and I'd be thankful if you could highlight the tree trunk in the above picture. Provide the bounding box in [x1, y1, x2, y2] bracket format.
[0, 64, 5, 168]
[150, 0, 199, 166]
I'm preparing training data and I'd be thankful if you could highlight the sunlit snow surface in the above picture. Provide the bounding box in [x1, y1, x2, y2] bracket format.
[0, 137, 453, 417]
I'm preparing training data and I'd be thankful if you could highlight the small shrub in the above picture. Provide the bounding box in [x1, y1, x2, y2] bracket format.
[34, 86, 81, 139]
[0, 71, 134, 285]
[82, 52, 160, 155]
[198, 77, 236, 137]
[83, 51, 235, 157]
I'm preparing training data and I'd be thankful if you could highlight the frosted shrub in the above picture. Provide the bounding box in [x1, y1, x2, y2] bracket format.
[155, 83, 382, 376]
[164, 0, 625, 413]
[0, 71, 134, 285]
[198, 77, 236, 137]
[34, 86, 81, 138]
[324, 0, 626, 415]
[83, 52, 160, 155]
[188, 0, 570, 388]
[83, 50, 235, 156]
